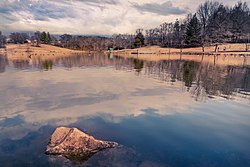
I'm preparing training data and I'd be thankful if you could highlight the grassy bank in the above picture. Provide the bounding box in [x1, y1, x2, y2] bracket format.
[113, 44, 250, 66]
[5, 44, 88, 61]
[114, 44, 250, 56]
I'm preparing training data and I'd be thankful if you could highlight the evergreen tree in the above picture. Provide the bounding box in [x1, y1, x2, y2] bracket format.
[134, 32, 145, 48]
[134, 29, 145, 48]
[185, 14, 201, 47]
[40, 31, 47, 44]
[40, 31, 51, 44]
[183, 62, 196, 89]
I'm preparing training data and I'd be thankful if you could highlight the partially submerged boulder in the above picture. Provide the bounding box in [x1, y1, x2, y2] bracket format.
[46, 127, 118, 162]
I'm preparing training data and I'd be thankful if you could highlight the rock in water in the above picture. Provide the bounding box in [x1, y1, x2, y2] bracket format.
[46, 127, 118, 162]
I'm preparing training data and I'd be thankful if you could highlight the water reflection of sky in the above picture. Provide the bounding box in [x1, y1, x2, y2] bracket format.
[0, 68, 196, 139]
[0, 54, 250, 167]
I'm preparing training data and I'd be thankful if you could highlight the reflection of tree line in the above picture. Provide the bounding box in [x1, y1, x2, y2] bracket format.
[7, 54, 134, 71]
[0, 54, 8, 73]
[3, 54, 250, 99]
[143, 59, 250, 100]
[133, 59, 144, 72]
[42, 60, 53, 70]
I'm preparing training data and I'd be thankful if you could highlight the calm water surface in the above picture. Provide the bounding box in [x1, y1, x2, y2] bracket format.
[0, 53, 250, 167]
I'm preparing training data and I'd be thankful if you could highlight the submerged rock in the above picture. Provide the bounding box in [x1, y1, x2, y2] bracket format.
[45, 127, 118, 162]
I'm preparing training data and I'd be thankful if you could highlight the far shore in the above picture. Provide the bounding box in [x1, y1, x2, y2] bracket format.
[1, 43, 250, 67]
[113, 44, 250, 66]
[113, 44, 250, 56]
[2, 44, 89, 61]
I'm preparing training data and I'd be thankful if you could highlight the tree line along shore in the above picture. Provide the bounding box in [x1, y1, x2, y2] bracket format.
[0, 1, 250, 57]
[1, 43, 249, 62]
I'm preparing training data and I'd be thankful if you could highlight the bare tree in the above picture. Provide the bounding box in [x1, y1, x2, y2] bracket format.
[209, 5, 230, 44]
[197, 1, 221, 50]
[9, 32, 29, 44]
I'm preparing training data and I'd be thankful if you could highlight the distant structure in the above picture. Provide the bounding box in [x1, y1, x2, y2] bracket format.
[6, 38, 13, 44]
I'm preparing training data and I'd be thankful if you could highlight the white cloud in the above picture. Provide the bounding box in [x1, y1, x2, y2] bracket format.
[0, 0, 249, 35]
[133, 1, 188, 16]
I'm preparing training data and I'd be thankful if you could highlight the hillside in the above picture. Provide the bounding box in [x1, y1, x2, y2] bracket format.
[5, 44, 88, 61]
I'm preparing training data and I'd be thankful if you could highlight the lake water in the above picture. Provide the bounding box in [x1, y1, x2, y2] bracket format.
[0, 53, 250, 167]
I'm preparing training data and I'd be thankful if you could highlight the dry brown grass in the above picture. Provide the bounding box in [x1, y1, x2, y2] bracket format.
[114, 44, 250, 66]
[5, 44, 88, 61]
[115, 43, 250, 55]
[4, 43, 250, 67]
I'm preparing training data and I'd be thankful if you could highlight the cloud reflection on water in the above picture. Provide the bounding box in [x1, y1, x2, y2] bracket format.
[0, 67, 197, 140]
[1, 53, 250, 140]
[0, 55, 250, 166]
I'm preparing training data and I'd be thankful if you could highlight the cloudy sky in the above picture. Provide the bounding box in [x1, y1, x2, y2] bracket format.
[0, 0, 248, 35]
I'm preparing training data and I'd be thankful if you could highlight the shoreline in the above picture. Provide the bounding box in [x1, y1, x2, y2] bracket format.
[113, 53, 250, 66]
[113, 44, 250, 56]
[2, 43, 250, 67]
[112, 44, 250, 66]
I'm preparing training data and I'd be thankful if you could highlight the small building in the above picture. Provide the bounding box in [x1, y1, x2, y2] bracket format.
[6, 38, 13, 44]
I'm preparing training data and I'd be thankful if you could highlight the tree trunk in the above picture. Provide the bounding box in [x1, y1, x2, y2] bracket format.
[214, 44, 218, 52]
